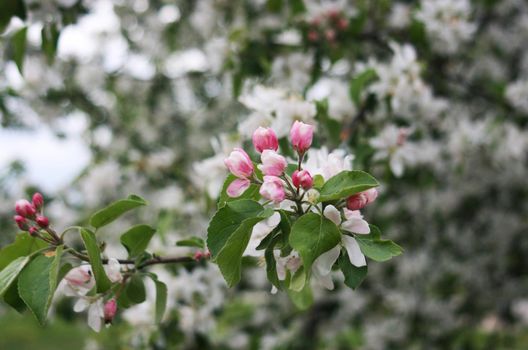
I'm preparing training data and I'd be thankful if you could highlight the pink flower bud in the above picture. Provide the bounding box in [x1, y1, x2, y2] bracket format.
[346, 188, 378, 210]
[14, 215, 29, 231]
[226, 178, 251, 198]
[290, 121, 314, 154]
[28, 227, 39, 236]
[104, 299, 117, 323]
[292, 170, 313, 189]
[224, 148, 254, 179]
[194, 251, 204, 261]
[308, 30, 319, 42]
[32, 192, 44, 210]
[65, 266, 92, 287]
[15, 199, 36, 218]
[325, 29, 336, 42]
[252, 127, 278, 153]
[260, 176, 286, 203]
[259, 150, 287, 176]
[36, 215, 49, 228]
[337, 18, 348, 31]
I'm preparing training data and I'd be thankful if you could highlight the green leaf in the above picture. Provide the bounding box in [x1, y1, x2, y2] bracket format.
[289, 213, 341, 279]
[125, 275, 145, 304]
[80, 229, 112, 293]
[354, 226, 403, 262]
[349, 68, 378, 107]
[0, 0, 26, 33]
[290, 267, 306, 292]
[312, 174, 325, 189]
[176, 236, 205, 249]
[264, 243, 280, 290]
[120, 224, 156, 258]
[18, 246, 63, 325]
[154, 280, 167, 324]
[41, 22, 60, 64]
[0, 233, 47, 270]
[89, 194, 147, 229]
[319, 170, 378, 202]
[338, 252, 367, 289]
[218, 174, 260, 208]
[11, 26, 27, 74]
[0, 256, 29, 297]
[286, 282, 313, 310]
[207, 200, 272, 287]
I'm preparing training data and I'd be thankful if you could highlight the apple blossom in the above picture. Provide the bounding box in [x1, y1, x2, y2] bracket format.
[259, 176, 286, 203]
[292, 169, 313, 189]
[290, 121, 314, 153]
[346, 188, 378, 211]
[224, 148, 254, 179]
[252, 127, 278, 153]
[104, 299, 118, 323]
[226, 178, 251, 198]
[259, 150, 287, 176]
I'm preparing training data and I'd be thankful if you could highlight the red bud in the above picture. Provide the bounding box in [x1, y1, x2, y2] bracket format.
[14, 215, 29, 231]
[15, 199, 36, 218]
[29, 227, 39, 236]
[36, 215, 49, 228]
[32, 192, 44, 210]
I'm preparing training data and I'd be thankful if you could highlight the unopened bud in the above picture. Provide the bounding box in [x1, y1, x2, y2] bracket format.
[193, 251, 204, 261]
[29, 227, 39, 236]
[292, 170, 313, 189]
[32, 192, 44, 210]
[104, 299, 117, 323]
[308, 30, 319, 42]
[14, 215, 29, 231]
[36, 215, 49, 228]
[15, 199, 36, 218]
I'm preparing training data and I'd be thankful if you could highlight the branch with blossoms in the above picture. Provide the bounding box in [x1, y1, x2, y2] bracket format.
[5, 193, 209, 331]
[209, 121, 402, 307]
[0, 120, 402, 330]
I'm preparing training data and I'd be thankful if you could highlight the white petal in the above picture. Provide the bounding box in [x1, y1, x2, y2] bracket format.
[105, 258, 122, 283]
[312, 266, 335, 290]
[342, 218, 370, 234]
[88, 307, 103, 332]
[73, 298, 89, 312]
[323, 205, 341, 225]
[313, 245, 340, 276]
[390, 156, 404, 177]
[342, 235, 366, 267]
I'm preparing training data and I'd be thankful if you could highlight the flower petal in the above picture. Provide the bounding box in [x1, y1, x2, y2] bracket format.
[323, 205, 341, 225]
[226, 178, 251, 197]
[313, 245, 340, 276]
[342, 218, 370, 234]
[342, 235, 366, 267]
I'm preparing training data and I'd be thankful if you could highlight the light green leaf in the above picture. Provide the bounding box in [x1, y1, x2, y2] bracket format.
[319, 170, 378, 202]
[354, 225, 403, 262]
[154, 280, 167, 324]
[89, 194, 147, 229]
[11, 26, 27, 74]
[120, 224, 156, 258]
[290, 267, 306, 292]
[0, 233, 47, 270]
[312, 174, 325, 189]
[18, 246, 63, 325]
[286, 282, 313, 310]
[176, 236, 205, 249]
[338, 251, 367, 289]
[80, 229, 112, 293]
[217, 174, 260, 208]
[350, 68, 378, 107]
[0, 256, 29, 297]
[289, 213, 341, 278]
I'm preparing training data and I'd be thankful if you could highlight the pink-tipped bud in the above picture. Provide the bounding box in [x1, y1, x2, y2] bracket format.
[252, 127, 278, 153]
[15, 199, 36, 218]
[224, 148, 254, 179]
[308, 30, 319, 42]
[292, 170, 313, 189]
[290, 121, 314, 154]
[194, 251, 204, 261]
[14, 215, 29, 231]
[28, 226, 39, 236]
[259, 150, 287, 176]
[325, 29, 336, 42]
[32, 192, 44, 210]
[259, 176, 286, 203]
[36, 215, 49, 228]
[104, 299, 117, 323]
[336, 18, 348, 31]
[65, 266, 93, 287]
[346, 188, 378, 210]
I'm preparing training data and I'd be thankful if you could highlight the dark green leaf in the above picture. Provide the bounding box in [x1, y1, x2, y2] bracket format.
[176, 236, 205, 249]
[120, 224, 156, 258]
[41, 22, 60, 64]
[289, 213, 341, 279]
[0, 0, 26, 33]
[339, 251, 367, 289]
[18, 246, 63, 325]
[90, 194, 147, 229]
[319, 170, 378, 202]
[11, 26, 27, 74]
[349, 68, 378, 107]
[125, 275, 146, 304]
[80, 229, 112, 293]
